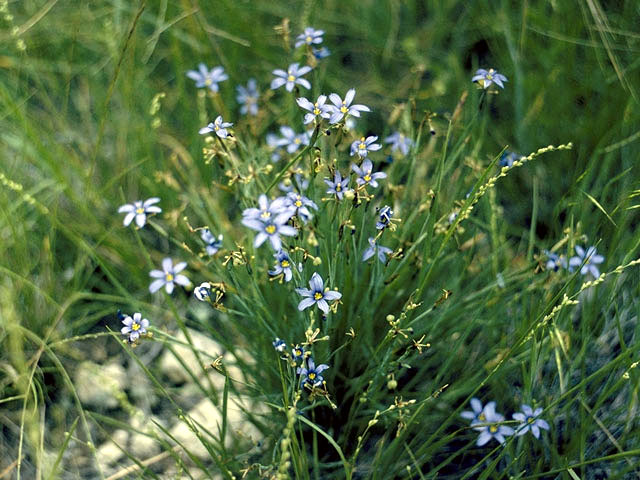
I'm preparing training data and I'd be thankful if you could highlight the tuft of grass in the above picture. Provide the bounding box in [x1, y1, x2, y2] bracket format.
[1, 0, 639, 479]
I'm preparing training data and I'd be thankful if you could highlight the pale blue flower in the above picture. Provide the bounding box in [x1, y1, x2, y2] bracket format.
[201, 228, 223, 256]
[376, 205, 393, 230]
[362, 237, 393, 263]
[286, 191, 318, 223]
[474, 402, 514, 446]
[120, 312, 150, 343]
[312, 47, 331, 59]
[291, 344, 306, 365]
[384, 132, 413, 156]
[544, 250, 566, 271]
[461, 398, 494, 428]
[241, 206, 297, 250]
[274, 126, 309, 154]
[199, 115, 233, 138]
[569, 246, 604, 277]
[271, 63, 312, 92]
[236, 78, 259, 116]
[273, 338, 287, 352]
[350, 135, 382, 158]
[513, 405, 550, 439]
[118, 198, 161, 228]
[297, 357, 329, 387]
[194, 282, 211, 301]
[499, 151, 521, 167]
[324, 171, 350, 200]
[472, 68, 508, 89]
[149, 258, 190, 294]
[296, 95, 331, 124]
[296, 272, 342, 314]
[295, 27, 324, 48]
[328, 89, 371, 124]
[352, 159, 387, 188]
[269, 250, 296, 282]
[242, 194, 293, 222]
[186, 64, 228, 92]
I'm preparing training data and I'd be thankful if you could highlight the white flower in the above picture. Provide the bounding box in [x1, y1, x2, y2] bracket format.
[149, 258, 190, 294]
[118, 198, 161, 228]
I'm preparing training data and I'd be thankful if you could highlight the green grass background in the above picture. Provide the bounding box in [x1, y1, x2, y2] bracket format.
[1, 0, 639, 478]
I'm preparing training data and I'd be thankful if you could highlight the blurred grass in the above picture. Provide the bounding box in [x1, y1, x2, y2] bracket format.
[1, 0, 639, 478]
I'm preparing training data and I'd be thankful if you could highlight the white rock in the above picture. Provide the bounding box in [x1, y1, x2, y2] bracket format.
[97, 429, 128, 469]
[75, 361, 126, 408]
[159, 329, 246, 390]
[168, 396, 264, 459]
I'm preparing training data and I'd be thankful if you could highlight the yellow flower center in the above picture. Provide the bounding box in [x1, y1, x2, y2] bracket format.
[306, 36, 312, 43]
[260, 211, 271, 219]
[294, 349, 301, 356]
[313, 107, 320, 115]
[335, 184, 341, 191]
[314, 292, 323, 300]
[214, 124, 220, 130]
[363, 174, 371, 182]
[527, 417, 534, 424]
[340, 106, 348, 113]
[266, 225, 276, 234]
[205, 78, 212, 86]
[295, 200, 302, 207]
[281, 260, 290, 267]
[135, 207, 145, 214]
[165, 273, 174, 282]
[308, 372, 316, 379]
[489, 425, 498, 433]
[287, 75, 295, 82]
[132, 323, 140, 331]
[478, 413, 485, 421]
[294, 138, 301, 144]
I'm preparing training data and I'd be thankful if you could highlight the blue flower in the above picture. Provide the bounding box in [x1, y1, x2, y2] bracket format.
[473, 402, 514, 446]
[269, 250, 296, 282]
[286, 191, 318, 223]
[513, 405, 550, 439]
[569, 246, 604, 277]
[149, 258, 190, 294]
[352, 159, 387, 188]
[118, 198, 161, 228]
[350, 135, 382, 158]
[384, 132, 413, 156]
[291, 344, 306, 364]
[242, 194, 293, 222]
[273, 337, 287, 352]
[271, 63, 312, 92]
[362, 237, 393, 263]
[201, 228, 223, 256]
[274, 126, 310, 154]
[324, 171, 351, 200]
[241, 199, 297, 250]
[328, 89, 371, 124]
[461, 398, 494, 428]
[296, 272, 342, 314]
[186, 64, 228, 92]
[312, 47, 331, 59]
[472, 68, 508, 89]
[199, 115, 233, 138]
[376, 205, 393, 230]
[297, 357, 329, 387]
[544, 250, 566, 271]
[120, 312, 150, 343]
[499, 151, 521, 168]
[236, 78, 259, 116]
[194, 282, 212, 301]
[295, 27, 324, 48]
[296, 95, 332, 124]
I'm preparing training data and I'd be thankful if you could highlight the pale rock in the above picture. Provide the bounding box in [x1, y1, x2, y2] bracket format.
[75, 361, 126, 409]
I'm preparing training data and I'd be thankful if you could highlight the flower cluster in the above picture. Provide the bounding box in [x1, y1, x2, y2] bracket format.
[461, 398, 550, 446]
